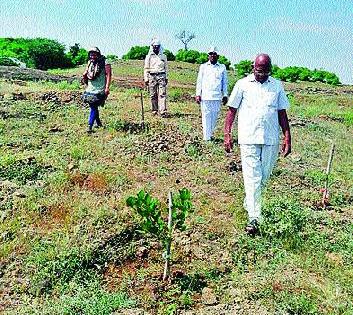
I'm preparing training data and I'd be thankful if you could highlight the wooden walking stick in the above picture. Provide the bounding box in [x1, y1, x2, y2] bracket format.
[163, 191, 173, 281]
[140, 91, 145, 130]
[321, 142, 335, 208]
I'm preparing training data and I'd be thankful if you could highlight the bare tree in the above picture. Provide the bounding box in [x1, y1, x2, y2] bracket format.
[175, 30, 196, 51]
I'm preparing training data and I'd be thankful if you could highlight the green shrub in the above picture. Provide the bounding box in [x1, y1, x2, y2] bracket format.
[260, 198, 309, 241]
[27, 38, 72, 70]
[233, 58, 341, 85]
[0, 157, 50, 185]
[234, 60, 252, 79]
[106, 54, 119, 62]
[0, 56, 21, 66]
[164, 49, 175, 61]
[176, 49, 231, 68]
[176, 49, 201, 63]
[122, 45, 149, 60]
[19, 278, 134, 315]
[0, 37, 75, 69]
[218, 55, 231, 69]
[276, 293, 318, 314]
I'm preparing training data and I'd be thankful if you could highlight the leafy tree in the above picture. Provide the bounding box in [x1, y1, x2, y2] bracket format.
[27, 38, 71, 70]
[175, 49, 200, 63]
[69, 43, 80, 58]
[106, 54, 119, 62]
[234, 60, 253, 79]
[218, 55, 231, 70]
[65, 43, 88, 66]
[122, 46, 175, 61]
[0, 57, 22, 66]
[0, 37, 73, 69]
[163, 49, 175, 61]
[298, 67, 311, 81]
[122, 45, 149, 60]
[234, 59, 341, 86]
[71, 48, 88, 66]
[322, 71, 340, 85]
[196, 52, 208, 64]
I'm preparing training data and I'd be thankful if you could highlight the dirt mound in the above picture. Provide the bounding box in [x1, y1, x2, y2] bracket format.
[0, 90, 83, 106]
[34, 91, 83, 105]
[0, 66, 78, 83]
[128, 130, 203, 159]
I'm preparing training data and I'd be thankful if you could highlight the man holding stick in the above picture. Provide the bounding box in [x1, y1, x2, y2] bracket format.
[224, 54, 291, 235]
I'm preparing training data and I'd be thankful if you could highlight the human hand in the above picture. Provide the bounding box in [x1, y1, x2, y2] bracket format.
[281, 138, 291, 157]
[222, 96, 228, 105]
[224, 133, 233, 153]
[105, 88, 110, 97]
[81, 73, 88, 85]
[195, 96, 201, 104]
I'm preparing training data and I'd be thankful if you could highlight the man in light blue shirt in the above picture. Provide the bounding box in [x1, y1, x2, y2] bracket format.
[224, 54, 291, 235]
[196, 47, 228, 140]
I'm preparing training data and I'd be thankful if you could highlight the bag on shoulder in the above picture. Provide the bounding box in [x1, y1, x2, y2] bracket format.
[81, 92, 106, 105]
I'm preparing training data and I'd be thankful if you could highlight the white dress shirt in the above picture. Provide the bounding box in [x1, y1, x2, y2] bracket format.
[196, 61, 228, 100]
[228, 74, 289, 145]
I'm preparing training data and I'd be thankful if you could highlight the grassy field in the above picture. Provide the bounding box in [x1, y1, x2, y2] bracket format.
[0, 60, 352, 314]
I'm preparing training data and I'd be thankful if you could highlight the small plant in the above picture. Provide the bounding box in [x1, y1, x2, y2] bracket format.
[0, 157, 51, 185]
[277, 293, 318, 314]
[260, 198, 309, 248]
[126, 188, 193, 279]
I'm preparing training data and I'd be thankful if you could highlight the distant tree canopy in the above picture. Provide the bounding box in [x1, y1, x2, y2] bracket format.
[0, 38, 88, 70]
[66, 43, 88, 66]
[122, 46, 149, 60]
[272, 66, 341, 85]
[122, 45, 175, 61]
[234, 60, 341, 86]
[106, 54, 119, 62]
[122, 47, 231, 69]
[175, 49, 231, 69]
[163, 49, 175, 61]
[234, 60, 253, 79]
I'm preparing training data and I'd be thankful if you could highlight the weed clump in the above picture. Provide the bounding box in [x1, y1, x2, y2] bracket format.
[110, 119, 148, 134]
[260, 198, 309, 242]
[0, 157, 52, 185]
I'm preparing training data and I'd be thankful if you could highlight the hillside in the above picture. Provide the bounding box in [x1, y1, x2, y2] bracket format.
[0, 60, 352, 314]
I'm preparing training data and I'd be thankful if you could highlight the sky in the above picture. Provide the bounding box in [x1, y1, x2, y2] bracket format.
[1, 0, 352, 84]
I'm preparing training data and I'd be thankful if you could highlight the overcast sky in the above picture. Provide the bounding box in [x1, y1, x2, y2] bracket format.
[1, 0, 352, 83]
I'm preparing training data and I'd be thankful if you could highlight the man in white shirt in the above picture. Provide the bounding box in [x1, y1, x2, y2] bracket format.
[224, 54, 291, 235]
[196, 47, 228, 140]
[144, 39, 168, 116]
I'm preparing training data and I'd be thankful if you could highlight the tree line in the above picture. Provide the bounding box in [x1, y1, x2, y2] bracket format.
[235, 60, 341, 86]
[0, 38, 341, 85]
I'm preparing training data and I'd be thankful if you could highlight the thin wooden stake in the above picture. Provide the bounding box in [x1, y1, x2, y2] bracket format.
[163, 191, 173, 281]
[140, 91, 145, 129]
[322, 142, 335, 207]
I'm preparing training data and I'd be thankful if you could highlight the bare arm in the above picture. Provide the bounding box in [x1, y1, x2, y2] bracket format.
[224, 107, 237, 152]
[105, 64, 112, 96]
[278, 109, 291, 157]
